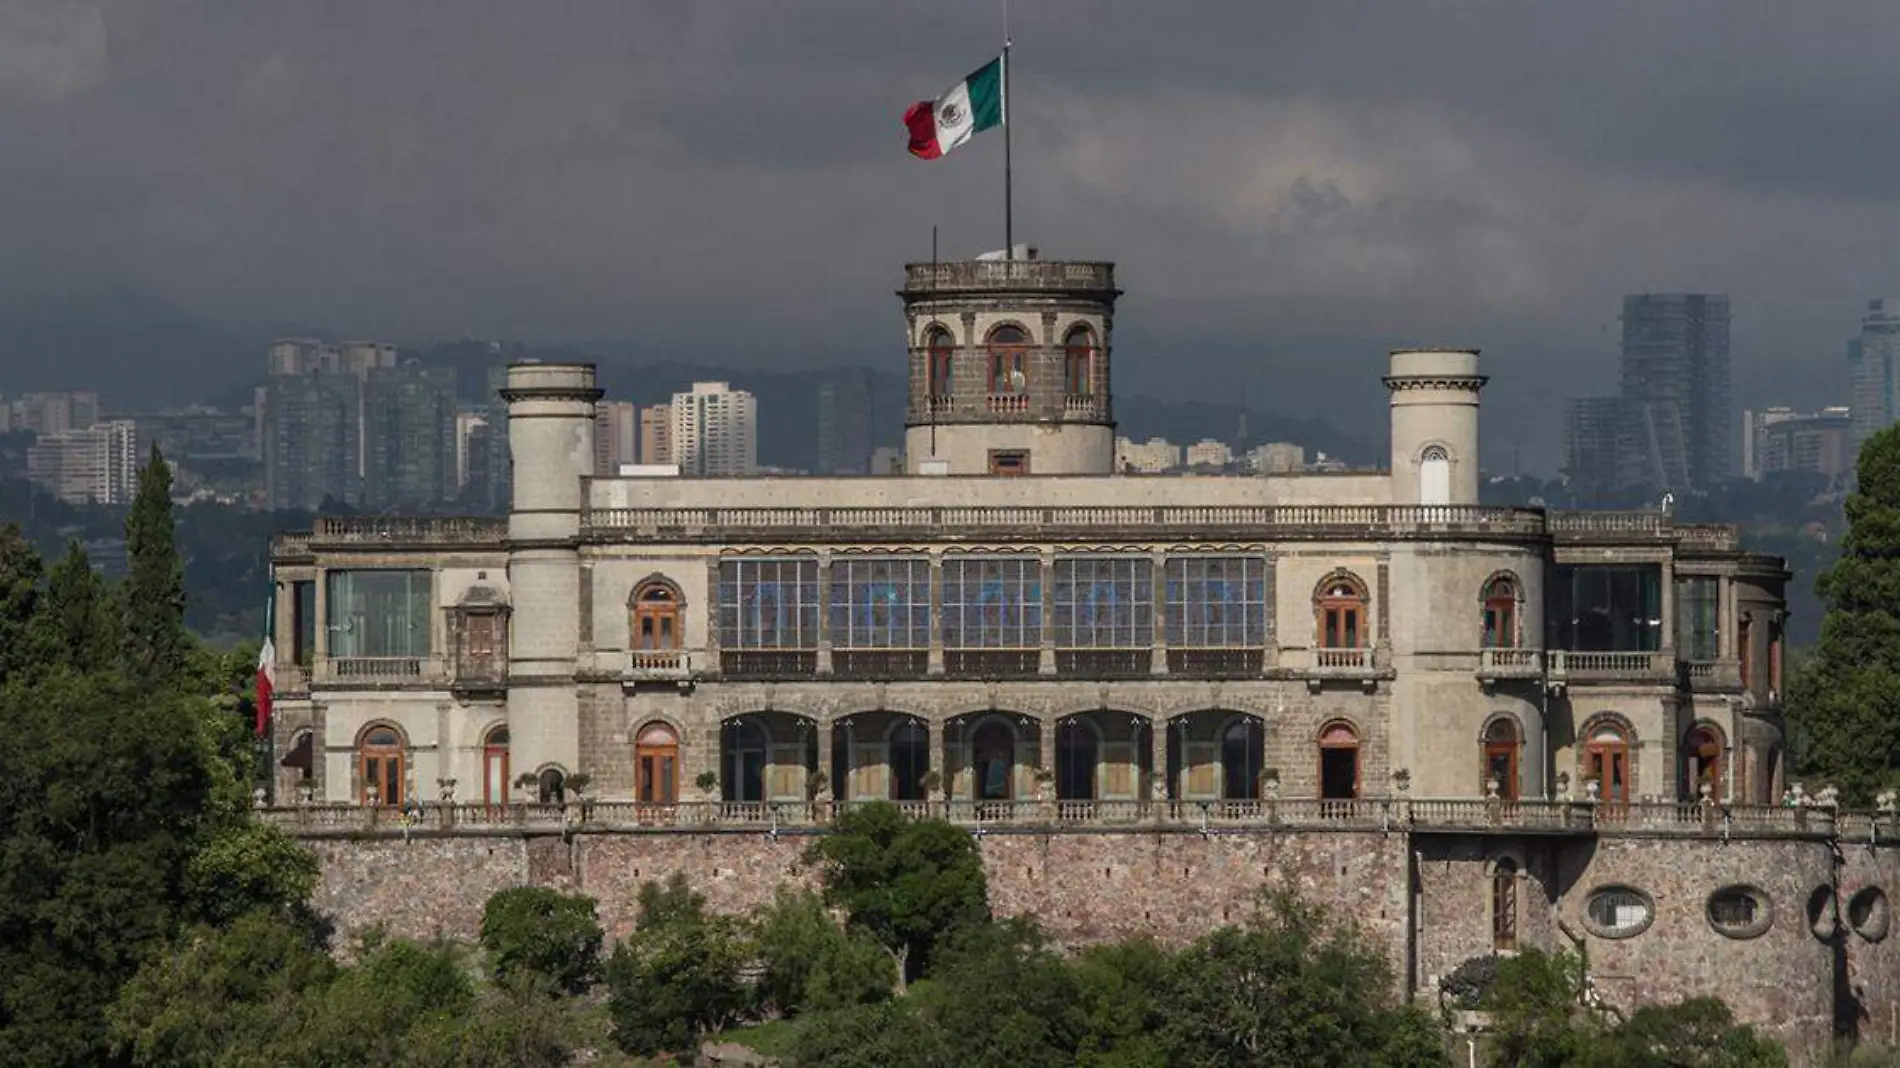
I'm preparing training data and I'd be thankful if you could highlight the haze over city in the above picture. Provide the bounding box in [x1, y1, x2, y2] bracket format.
[4, 1, 1900, 470]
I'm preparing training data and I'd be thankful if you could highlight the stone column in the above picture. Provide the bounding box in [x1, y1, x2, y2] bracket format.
[1150, 716, 1168, 801]
[1039, 548, 1057, 676]
[1150, 549, 1169, 676]
[815, 718, 834, 801]
[816, 550, 833, 676]
[312, 569, 329, 661]
[1039, 717, 1057, 790]
[928, 553, 945, 675]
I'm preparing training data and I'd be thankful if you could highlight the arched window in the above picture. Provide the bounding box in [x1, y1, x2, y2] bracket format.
[987, 324, 1029, 394]
[1315, 574, 1368, 649]
[1221, 717, 1262, 801]
[1483, 718, 1519, 801]
[483, 725, 510, 806]
[971, 719, 1015, 802]
[631, 580, 683, 652]
[358, 724, 404, 807]
[889, 720, 929, 801]
[1418, 444, 1451, 505]
[1055, 717, 1100, 801]
[724, 718, 769, 803]
[1492, 858, 1519, 951]
[1482, 576, 1519, 649]
[1581, 719, 1631, 805]
[1062, 325, 1095, 398]
[925, 326, 955, 399]
[1318, 721, 1359, 800]
[635, 722, 679, 804]
[1683, 723, 1724, 801]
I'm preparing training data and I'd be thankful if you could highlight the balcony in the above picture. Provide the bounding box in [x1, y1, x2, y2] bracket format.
[627, 649, 693, 683]
[902, 260, 1117, 296]
[986, 393, 1031, 414]
[314, 656, 445, 686]
[1477, 648, 1543, 685]
[1681, 658, 1743, 691]
[1168, 647, 1265, 678]
[1299, 647, 1381, 691]
[1055, 648, 1152, 677]
[1547, 650, 1675, 687]
[718, 650, 818, 679]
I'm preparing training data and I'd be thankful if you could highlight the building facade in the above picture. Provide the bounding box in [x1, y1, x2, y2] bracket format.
[26, 419, 138, 504]
[1744, 407, 1853, 484]
[1851, 299, 1900, 456]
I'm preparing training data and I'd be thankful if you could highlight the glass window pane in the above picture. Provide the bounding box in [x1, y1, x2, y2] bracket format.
[828, 556, 931, 649]
[1164, 556, 1270, 648]
[942, 554, 1041, 649]
[325, 570, 432, 658]
[1053, 555, 1153, 648]
[716, 558, 820, 649]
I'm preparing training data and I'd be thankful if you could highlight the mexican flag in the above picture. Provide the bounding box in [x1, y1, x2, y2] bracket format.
[255, 587, 275, 737]
[905, 55, 1005, 160]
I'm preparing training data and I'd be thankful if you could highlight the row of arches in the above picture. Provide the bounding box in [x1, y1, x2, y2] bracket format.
[922, 322, 1098, 399]
[330, 711, 1754, 808]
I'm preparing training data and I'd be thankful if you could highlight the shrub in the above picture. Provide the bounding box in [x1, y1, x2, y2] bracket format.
[479, 887, 604, 995]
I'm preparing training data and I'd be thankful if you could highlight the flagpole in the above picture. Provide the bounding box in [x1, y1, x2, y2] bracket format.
[1002, 1, 1013, 261]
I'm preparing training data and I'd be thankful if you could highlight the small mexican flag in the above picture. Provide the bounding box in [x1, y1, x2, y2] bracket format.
[255, 587, 275, 737]
[905, 55, 1005, 160]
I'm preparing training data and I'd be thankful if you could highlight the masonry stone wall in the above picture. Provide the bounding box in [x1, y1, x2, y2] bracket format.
[297, 827, 1889, 1066]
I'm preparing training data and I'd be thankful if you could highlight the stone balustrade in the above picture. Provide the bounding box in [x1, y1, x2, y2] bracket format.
[902, 260, 1116, 294]
[314, 655, 447, 684]
[258, 797, 1867, 840]
[1548, 650, 1676, 683]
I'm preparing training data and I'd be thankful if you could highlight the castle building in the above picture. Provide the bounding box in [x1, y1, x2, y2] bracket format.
[266, 255, 1789, 813]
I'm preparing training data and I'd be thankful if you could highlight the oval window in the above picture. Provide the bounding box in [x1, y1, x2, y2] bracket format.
[1706, 885, 1773, 939]
[1582, 885, 1654, 939]
[1848, 887, 1891, 943]
[1806, 885, 1837, 941]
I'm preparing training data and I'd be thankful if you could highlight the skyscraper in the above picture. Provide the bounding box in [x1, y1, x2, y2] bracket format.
[639, 404, 673, 466]
[1615, 294, 1732, 492]
[670, 382, 756, 476]
[595, 400, 640, 475]
[363, 362, 458, 509]
[1850, 300, 1900, 456]
[26, 419, 138, 504]
[816, 371, 873, 474]
[265, 372, 361, 511]
[1562, 397, 1621, 499]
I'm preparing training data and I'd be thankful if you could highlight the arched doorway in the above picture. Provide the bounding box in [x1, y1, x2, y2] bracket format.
[1683, 724, 1724, 801]
[1220, 717, 1263, 801]
[1419, 445, 1451, 505]
[1056, 717, 1100, 801]
[635, 722, 680, 804]
[971, 719, 1016, 802]
[537, 768, 565, 805]
[358, 724, 404, 806]
[1581, 720, 1631, 805]
[482, 725, 510, 805]
[724, 718, 768, 803]
[888, 719, 929, 801]
[1318, 721, 1360, 800]
[1482, 718, 1519, 801]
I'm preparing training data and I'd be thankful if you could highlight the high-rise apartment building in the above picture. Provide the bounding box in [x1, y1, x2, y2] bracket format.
[1562, 397, 1621, 499]
[639, 405, 673, 466]
[1743, 406, 1853, 484]
[363, 362, 458, 509]
[26, 419, 138, 504]
[816, 372, 874, 474]
[1850, 299, 1900, 456]
[1115, 436, 1181, 473]
[670, 382, 756, 476]
[1614, 294, 1732, 492]
[265, 371, 362, 511]
[11, 391, 101, 436]
[595, 400, 640, 475]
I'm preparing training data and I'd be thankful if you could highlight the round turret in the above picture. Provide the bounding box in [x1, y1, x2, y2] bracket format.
[899, 256, 1121, 475]
[1384, 348, 1486, 505]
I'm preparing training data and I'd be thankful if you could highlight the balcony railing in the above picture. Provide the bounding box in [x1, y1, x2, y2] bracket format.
[1478, 648, 1543, 677]
[312, 656, 447, 684]
[306, 516, 508, 545]
[581, 504, 1549, 541]
[986, 393, 1031, 414]
[1682, 658, 1743, 690]
[1312, 647, 1375, 671]
[628, 649, 691, 680]
[902, 260, 1116, 294]
[1548, 650, 1675, 683]
[259, 797, 1856, 840]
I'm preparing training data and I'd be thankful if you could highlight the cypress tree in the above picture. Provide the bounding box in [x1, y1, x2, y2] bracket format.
[123, 443, 189, 686]
[1787, 426, 1900, 803]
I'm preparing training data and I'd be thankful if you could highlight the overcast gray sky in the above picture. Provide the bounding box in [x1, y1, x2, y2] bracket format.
[2, 0, 1897, 468]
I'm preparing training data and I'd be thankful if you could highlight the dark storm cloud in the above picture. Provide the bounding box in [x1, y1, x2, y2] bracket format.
[2, 0, 1898, 460]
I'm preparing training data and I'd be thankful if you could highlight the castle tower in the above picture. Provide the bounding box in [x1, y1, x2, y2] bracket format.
[501, 362, 601, 783]
[900, 255, 1121, 475]
[1384, 349, 1487, 506]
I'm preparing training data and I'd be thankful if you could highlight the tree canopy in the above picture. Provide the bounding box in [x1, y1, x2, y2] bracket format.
[1788, 425, 1900, 802]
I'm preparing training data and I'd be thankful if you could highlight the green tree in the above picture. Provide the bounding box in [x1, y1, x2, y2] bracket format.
[1071, 939, 1174, 1067]
[29, 541, 123, 674]
[478, 886, 604, 995]
[122, 444, 188, 687]
[1588, 997, 1786, 1068]
[752, 886, 894, 1016]
[604, 876, 754, 1057]
[1156, 890, 1450, 1068]
[1788, 426, 1900, 803]
[804, 802, 990, 983]
[0, 522, 43, 682]
[919, 919, 1089, 1068]
[1481, 948, 1591, 1068]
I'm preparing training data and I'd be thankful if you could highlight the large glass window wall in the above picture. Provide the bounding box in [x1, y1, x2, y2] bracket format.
[1546, 565, 1662, 652]
[324, 570, 431, 659]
